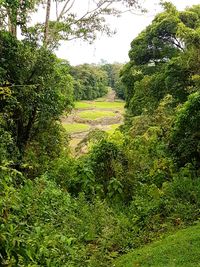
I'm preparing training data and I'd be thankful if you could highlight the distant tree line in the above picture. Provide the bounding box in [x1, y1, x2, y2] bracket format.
[69, 62, 126, 101]
[101, 63, 126, 99]
[70, 64, 108, 100]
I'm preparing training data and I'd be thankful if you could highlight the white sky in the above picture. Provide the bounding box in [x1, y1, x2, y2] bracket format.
[54, 0, 200, 65]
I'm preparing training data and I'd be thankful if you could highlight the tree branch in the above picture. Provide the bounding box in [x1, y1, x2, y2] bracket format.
[57, 0, 75, 21]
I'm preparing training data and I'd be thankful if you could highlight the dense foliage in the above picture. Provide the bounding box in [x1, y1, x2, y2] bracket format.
[70, 64, 108, 100]
[121, 3, 200, 114]
[1, 2, 200, 267]
[0, 31, 73, 176]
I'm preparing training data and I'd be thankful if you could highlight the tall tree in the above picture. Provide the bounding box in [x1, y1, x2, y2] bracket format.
[0, 32, 73, 170]
[44, 0, 51, 45]
[121, 3, 200, 117]
[45, 0, 141, 46]
[170, 92, 200, 168]
[0, 0, 142, 47]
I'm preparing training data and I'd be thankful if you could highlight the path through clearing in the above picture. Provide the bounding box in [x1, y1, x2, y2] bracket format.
[106, 88, 116, 102]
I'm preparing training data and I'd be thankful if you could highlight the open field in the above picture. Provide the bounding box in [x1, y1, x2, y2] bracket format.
[74, 102, 92, 109]
[75, 101, 124, 110]
[94, 101, 124, 109]
[78, 110, 116, 120]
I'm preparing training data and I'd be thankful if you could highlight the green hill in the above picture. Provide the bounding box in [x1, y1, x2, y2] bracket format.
[114, 224, 200, 267]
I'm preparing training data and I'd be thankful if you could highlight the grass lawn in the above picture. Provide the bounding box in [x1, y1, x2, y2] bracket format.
[75, 101, 125, 110]
[74, 102, 92, 109]
[114, 224, 200, 267]
[78, 110, 116, 120]
[63, 123, 90, 134]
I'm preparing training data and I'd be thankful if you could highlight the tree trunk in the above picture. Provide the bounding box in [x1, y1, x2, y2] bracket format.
[44, 0, 51, 45]
[7, 8, 17, 37]
[11, 23, 17, 37]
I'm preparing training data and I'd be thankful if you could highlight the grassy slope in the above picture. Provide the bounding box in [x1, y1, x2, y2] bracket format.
[114, 224, 200, 267]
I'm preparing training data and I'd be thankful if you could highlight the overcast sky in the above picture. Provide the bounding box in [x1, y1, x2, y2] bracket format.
[55, 0, 200, 65]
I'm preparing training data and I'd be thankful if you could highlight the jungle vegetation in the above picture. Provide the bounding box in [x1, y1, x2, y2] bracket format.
[0, 1, 200, 266]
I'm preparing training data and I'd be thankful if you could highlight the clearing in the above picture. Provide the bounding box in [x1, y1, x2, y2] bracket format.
[62, 89, 125, 153]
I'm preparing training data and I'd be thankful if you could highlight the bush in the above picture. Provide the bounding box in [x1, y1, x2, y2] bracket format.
[0, 175, 139, 266]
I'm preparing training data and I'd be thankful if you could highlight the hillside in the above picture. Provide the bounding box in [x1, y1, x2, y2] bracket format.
[115, 224, 200, 267]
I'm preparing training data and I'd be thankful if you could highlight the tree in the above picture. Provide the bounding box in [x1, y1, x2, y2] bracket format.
[0, 31, 73, 171]
[44, 0, 51, 45]
[128, 2, 182, 66]
[121, 3, 200, 118]
[89, 139, 127, 198]
[43, 0, 142, 47]
[0, 0, 142, 48]
[0, 0, 39, 37]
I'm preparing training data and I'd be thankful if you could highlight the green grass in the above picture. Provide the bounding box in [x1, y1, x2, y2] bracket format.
[114, 224, 200, 267]
[75, 101, 124, 110]
[63, 123, 90, 133]
[93, 101, 124, 109]
[74, 102, 92, 109]
[78, 110, 116, 120]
